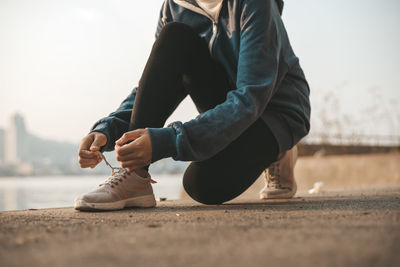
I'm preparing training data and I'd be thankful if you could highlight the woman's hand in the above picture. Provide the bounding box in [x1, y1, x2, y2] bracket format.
[115, 129, 153, 172]
[78, 132, 107, 168]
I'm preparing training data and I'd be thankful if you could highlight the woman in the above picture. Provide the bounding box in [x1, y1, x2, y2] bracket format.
[75, 0, 310, 211]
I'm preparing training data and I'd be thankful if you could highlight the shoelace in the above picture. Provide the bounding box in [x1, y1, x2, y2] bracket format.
[99, 154, 126, 187]
[267, 162, 281, 188]
[99, 153, 157, 186]
[101, 153, 123, 175]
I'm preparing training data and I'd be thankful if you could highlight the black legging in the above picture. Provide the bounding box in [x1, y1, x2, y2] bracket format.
[129, 22, 279, 204]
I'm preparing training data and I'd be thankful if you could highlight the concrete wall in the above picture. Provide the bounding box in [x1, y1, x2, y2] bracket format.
[241, 152, 400, 198]
[298, 143, 400, 157]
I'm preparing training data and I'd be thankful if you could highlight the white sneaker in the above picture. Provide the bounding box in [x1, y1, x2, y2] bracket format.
[75, 168, 156, 211]
[259, 145, 298, 199]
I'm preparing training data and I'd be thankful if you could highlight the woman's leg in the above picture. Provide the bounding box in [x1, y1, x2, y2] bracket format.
[183, 121, 279, 204]
[129, 22, 279, 204]
[128, 22, 231, 130]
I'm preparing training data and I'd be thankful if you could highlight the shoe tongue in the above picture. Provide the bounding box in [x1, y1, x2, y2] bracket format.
[113, 168, 127, 176]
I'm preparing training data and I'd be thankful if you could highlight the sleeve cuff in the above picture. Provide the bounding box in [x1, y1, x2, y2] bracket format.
[147, 127, 177, 163]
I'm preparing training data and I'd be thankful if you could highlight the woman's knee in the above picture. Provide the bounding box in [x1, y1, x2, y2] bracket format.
[156, 22, 198, 48]
[183, 178, 227, 205]
[182, 164, 238, 205]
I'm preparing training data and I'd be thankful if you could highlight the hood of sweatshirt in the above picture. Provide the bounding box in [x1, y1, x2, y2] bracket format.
[171, 0, 284, 15]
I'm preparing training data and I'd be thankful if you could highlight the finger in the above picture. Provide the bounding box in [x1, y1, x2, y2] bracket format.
[90, 161, 101, 168]
[79, 134, 94, 151]
[116, 129, 144, 146]
[78, 150, 99, 159]
[116, 153, 139, 162]
[116, 147, 142, 162]
[80, 162, 98, 169]
[90, 133, 107, 152]
[115, 141, 141, 157]
[79, 157, 101, 168]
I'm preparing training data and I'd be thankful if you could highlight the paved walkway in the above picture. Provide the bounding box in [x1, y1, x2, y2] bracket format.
[1, 188, 399, 267]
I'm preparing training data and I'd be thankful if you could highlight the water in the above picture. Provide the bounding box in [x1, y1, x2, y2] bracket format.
[0, 174, 183, 211]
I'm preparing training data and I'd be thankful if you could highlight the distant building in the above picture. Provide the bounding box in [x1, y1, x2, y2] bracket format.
[0, 128, 4, 163]
[4, 114, 28, 164]
[5, 116, 19, 163]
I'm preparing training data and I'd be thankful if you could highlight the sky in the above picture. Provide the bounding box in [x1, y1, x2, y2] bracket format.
[1, 0, 399, 143]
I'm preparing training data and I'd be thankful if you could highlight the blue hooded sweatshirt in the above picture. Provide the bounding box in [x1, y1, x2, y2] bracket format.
[91, 0, 311, 163]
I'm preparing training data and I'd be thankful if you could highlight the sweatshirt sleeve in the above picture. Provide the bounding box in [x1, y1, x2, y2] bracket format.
[147, 0, 283, 162]
[90, 88, 137, 151]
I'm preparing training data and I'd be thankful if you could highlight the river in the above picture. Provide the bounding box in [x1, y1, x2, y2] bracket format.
[0, 174, 183, 211]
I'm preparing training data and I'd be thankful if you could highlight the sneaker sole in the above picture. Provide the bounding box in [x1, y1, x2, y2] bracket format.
[74, 195, 156, 211]
[259, 190, 296, 199]
[259, 182, 297, 200]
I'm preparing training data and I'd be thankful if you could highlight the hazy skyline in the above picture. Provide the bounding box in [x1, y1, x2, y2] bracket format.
[1, 0, 399, 143]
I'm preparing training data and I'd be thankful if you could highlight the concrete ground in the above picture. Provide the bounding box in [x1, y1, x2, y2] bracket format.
[1, 187, 399, 267]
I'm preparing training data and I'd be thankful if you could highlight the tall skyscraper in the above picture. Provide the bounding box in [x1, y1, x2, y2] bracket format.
[14, 113, 28, 161]
[4, 114, 28, 164]
[0, 128, 4, 163]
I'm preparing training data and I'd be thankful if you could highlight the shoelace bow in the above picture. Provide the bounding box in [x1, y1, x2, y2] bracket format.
[99, 153, 156, 186]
